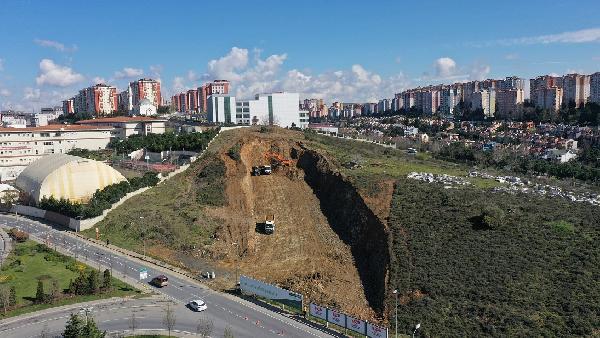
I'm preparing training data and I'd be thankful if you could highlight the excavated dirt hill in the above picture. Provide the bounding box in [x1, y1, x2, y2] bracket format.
[204, 129, 387, 321]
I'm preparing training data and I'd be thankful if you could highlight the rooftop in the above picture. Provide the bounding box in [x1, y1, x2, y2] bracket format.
[77, 116, 166, 124]
[0, 124, 113, 132]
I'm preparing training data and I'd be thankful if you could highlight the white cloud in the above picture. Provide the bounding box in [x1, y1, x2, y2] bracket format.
[472, 28, 600, 47]
[504, 53, 519, 60]
[168, 47, 410, 102]
[0, 88, 10, 97]
[23, 87, 40, 101]
[34, 39, 78, 52]
[0, 58, 3, 71]
[35, 59, 84, 87]
[92, 77, 106, 84]
[434, 57, 457, 77]
[469, 63, 491, 81]
[207, 47, 249, 81]
[172, 77, 186, 94]
[149, 65, 163, 82]
[114, 67, 144, 79]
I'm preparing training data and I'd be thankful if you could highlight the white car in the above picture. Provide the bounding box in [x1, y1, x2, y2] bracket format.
[189, 299, 208, 312]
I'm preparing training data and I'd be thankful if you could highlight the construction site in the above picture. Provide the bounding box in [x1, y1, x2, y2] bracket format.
[200, 127, 390, 322]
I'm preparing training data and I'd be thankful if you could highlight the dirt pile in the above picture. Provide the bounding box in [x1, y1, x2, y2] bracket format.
[202, 129, 390, 321]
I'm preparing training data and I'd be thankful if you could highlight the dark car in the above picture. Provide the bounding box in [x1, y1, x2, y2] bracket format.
[150, 275, 169, 287]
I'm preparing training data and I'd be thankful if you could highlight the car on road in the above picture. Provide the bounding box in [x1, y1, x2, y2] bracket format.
[150, 275, 169, 287]
[188, 299, 208, 312]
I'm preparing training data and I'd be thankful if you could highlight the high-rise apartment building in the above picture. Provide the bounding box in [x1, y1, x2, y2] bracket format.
[496, 89, 524, 119]
[471, 89, 496, 118]
[533, 87, 563, 111]
[561, 73, 590, 108]
[530, 75, 560, 106]
[119, 78, 162, 112]
[70, 84, 118, 116]
[591, 72, 600, 104]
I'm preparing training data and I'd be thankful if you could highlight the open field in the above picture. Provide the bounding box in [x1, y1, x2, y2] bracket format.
[0, 240, 140, 319]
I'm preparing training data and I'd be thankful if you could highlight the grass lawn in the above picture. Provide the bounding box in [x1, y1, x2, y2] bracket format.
[0, 240, 141, 319]
[304, 132, 504, 190]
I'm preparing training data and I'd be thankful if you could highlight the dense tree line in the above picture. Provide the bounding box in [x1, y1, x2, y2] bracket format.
[39, 172, 160, 219]
[109, 129, 218, 154]
[388, 179, 600, 336]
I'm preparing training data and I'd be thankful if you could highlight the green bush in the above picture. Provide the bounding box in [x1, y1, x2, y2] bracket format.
[227, 143, 242, 161]
[109, 129, 219, 154]
[39, 172, 160, 219]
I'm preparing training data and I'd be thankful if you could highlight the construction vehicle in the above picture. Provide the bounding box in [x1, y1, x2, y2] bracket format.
[251, 165, 272, 176]
[263, 214, 275, 234]
[264, 151, 292, 169]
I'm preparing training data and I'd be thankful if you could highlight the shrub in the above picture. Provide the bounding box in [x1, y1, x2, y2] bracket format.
[39, 171, 160, 219]
[227, 143, 242, 161]
[8, 228, 29, 242]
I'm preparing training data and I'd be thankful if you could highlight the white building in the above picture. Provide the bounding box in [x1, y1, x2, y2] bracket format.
[77, 116, 166, 140]
[132, 98, 157, 116]
[0, 125, 113, 181]
[232, 92, 308, 128]
[207, 95, 237, 124]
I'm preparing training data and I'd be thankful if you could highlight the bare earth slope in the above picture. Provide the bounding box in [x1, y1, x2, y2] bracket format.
[206, 131, 377, 320]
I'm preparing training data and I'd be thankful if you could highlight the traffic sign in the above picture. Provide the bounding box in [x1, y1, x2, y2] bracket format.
[139, 268, 148, 280]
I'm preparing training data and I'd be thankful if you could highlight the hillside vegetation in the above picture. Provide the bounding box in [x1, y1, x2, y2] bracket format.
[303, 132, 600, 336]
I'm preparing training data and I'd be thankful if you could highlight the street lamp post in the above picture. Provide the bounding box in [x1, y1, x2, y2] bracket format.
[392, 289, 398, 338]
[139, 216, 145, 257]
[412, 323, 421, 338]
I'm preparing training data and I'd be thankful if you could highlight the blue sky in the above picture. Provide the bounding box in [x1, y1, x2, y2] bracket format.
[1, 0, 599, 111]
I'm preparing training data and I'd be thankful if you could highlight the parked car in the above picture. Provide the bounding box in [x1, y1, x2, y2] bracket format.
[188, 299, 208, 312]
[150, 275, 169, 287]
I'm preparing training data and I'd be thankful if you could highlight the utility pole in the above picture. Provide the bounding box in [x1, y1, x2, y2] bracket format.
[393, 289, 398, 338]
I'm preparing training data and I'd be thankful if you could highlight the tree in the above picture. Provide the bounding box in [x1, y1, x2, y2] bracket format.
[480, 205, 505, 230]
[0, 285, 11, 314]
[82, 315, 106, 338]
[197, 316, 214, 338]
[63, 313, 84, 338]
[163, 303, 176, 337]
[9, 286, 16, 306]
[35, 280, 46, 304]
[0, 190, 19, 208]
[87, 270, 100, 294]
[50, 278, 61, 302]
[102, 269, 112, 290]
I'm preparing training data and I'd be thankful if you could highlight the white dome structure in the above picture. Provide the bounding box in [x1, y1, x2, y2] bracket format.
[16, 154, 126, 203]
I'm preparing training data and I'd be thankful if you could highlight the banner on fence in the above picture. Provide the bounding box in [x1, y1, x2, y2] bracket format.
[327, 308, 346, 327]
[346, 314, 367, 334]
[309, 303, 327, 321]
[239, 275, 303, 309]
[367, 322, 388, 338]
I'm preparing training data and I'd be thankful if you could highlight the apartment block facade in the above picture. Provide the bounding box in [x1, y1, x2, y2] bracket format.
[0, 125, 112, 181]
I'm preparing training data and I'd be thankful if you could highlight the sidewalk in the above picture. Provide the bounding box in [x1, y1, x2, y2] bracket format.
[0, 226, 12, 265]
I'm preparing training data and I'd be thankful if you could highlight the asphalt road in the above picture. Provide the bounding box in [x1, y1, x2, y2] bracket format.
[0, 214, 340, 338]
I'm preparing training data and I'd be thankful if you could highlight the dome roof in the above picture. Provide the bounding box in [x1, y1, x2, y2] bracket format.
[139, 98, 153, 105]
[16, 154, 127, 203]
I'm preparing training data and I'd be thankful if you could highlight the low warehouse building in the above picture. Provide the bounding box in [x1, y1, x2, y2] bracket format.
[16, 153, 126, 203]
